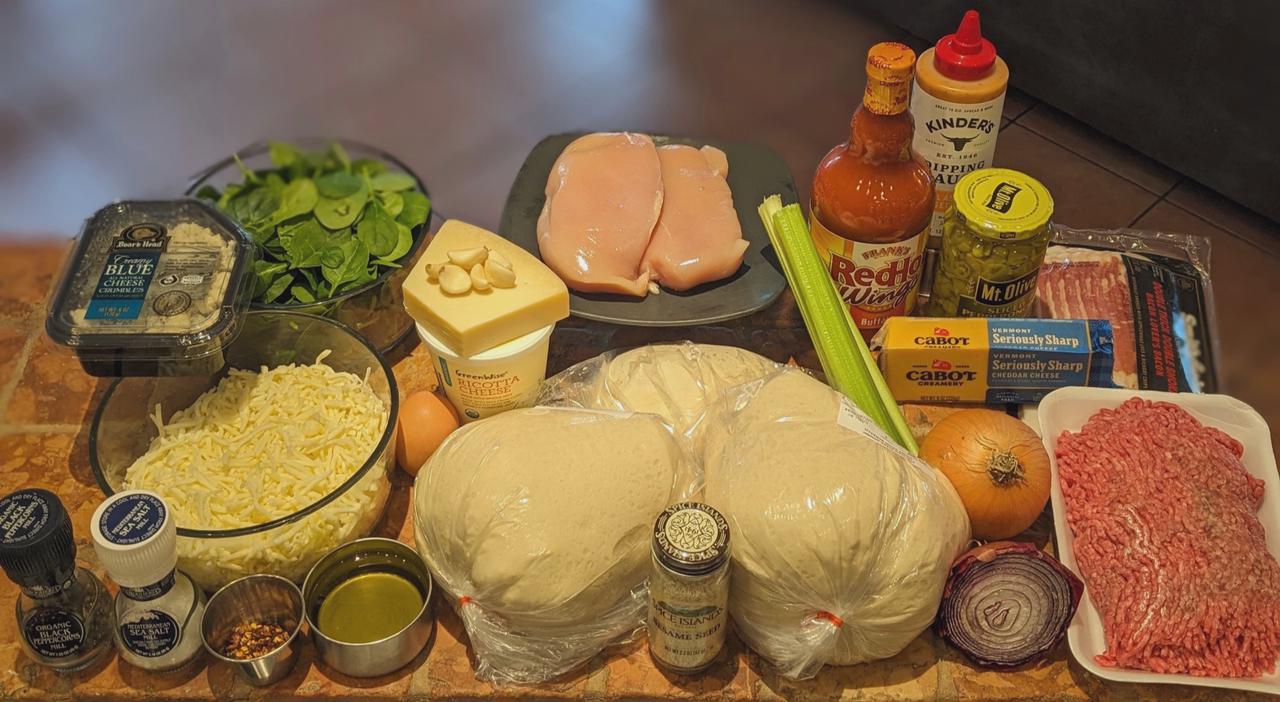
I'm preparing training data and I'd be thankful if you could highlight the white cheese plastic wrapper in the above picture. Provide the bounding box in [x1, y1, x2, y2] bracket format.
[538, 342, 780, 440]
[413, 407, 693, 684]
[700, 368, 970, 679]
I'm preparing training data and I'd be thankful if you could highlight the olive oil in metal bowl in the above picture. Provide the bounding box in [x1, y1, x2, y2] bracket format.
[302, 538, 434, 678]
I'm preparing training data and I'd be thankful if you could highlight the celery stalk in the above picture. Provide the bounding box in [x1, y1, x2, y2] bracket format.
[758, 196, 918, 454]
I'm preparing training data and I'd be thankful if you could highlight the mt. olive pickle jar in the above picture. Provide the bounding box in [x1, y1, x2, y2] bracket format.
[647, 502, 730, 675]
[927, 168, 1053, 318]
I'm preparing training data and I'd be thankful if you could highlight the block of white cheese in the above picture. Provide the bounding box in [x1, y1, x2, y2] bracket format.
[403, 220, 569, 356]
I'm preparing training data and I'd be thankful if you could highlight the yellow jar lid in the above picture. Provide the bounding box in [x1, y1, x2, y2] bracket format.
[953, 168, 1054, 238]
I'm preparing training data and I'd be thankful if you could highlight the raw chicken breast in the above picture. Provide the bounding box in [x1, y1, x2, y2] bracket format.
[642, 145, 747, 291]
[537, 132, 662, 297]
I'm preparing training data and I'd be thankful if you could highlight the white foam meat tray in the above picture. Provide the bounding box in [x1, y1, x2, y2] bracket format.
[1038, 386, 1280, 696]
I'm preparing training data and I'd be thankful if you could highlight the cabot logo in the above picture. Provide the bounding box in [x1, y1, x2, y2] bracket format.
[906, 367, 979, 382]
[931, 359, 952, 370]
[913, 331, 971, 346]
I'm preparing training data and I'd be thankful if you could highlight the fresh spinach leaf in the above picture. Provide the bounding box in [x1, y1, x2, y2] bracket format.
[396, 191, 431, 228]
[331, 141, 351, 171]
[314, 180, 368, 230]
[376, 190, 404, 218]
[268, 141, 301, 168]
[195, 184, 220, 201]
[315, 171, 362, 199]
[351, 158, 387, 177]
[356, 202, 399, 257]
[261, 270, 293, 303]
[290, 285, 316, 304]
[322, 238, 371, 291]
[279, 218, 331, 268]
[383, 221, 414, 262]
[237, 187, 281, 225]
[273, 178, 318, 223]
[369, 171, 415, 192]
[252, 260, 289, 298]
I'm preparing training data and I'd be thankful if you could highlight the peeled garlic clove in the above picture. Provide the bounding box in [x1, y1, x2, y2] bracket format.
[425, 262, 443, 282]
[438, 264, 471, 295]
[470, 263, 491, 291]
[648, 281, 661, 296]
[485, 258, 516, 288]
[487, 248, 511, 269]
[448, 247, 488, 269]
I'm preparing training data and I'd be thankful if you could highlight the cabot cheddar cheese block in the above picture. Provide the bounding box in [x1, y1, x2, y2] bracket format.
[404, 220, 568, 356]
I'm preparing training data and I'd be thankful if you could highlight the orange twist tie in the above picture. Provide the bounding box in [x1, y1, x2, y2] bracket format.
[814, 610, 844, 628]
[459, 596, 474, 607]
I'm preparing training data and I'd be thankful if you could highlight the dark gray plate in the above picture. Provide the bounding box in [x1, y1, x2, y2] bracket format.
[499, 132, 794, 327]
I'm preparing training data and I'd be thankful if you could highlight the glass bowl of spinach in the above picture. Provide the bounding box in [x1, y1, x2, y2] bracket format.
[187, 138, 431, 352]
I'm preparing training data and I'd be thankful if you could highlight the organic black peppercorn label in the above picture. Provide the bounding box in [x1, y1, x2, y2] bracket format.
[23, 607, 85, 658]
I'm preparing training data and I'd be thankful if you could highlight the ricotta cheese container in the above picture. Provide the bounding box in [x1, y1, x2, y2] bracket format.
[416, 322, 552, 423]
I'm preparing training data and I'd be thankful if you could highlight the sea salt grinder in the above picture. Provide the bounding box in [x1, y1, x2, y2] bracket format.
[91, 490, 206, 671]
[0, 488, 113, 672]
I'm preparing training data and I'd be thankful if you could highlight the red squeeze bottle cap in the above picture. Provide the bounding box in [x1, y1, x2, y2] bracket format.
[934, 10, 998, 81]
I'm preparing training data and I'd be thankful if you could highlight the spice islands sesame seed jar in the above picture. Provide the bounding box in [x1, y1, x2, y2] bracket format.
[647, 502, 730, 675]
[927, 168, 1053, 318]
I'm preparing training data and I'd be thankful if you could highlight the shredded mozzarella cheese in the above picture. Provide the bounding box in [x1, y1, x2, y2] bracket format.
[122, 355, 390, 588]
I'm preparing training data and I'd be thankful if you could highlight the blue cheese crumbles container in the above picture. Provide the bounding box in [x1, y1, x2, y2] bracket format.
[46, 199, 256, 377]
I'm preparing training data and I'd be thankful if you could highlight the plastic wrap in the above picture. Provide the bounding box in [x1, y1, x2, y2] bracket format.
[700, 368, 970, 679]
[538, 342, 780, 440]
[413, 406, 693, 684]
[1038, 226, 1218, 393]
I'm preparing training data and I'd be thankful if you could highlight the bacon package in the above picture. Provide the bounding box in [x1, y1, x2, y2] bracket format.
[1036, 227, 1218, 393]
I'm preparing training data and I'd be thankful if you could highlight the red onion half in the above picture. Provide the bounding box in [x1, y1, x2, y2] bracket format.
[937, 541, 1084, 669]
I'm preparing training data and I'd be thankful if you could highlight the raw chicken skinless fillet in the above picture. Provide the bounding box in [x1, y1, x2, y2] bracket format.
[642, 144, 748, 291]
[537, 132, 748, 297]
[537, 132, 663, 296]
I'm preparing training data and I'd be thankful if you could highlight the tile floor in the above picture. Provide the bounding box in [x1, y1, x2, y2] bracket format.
[1, 0, 1277, 423]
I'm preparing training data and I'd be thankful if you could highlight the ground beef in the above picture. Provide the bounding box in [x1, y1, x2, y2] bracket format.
[1056, 397, 1280, 678]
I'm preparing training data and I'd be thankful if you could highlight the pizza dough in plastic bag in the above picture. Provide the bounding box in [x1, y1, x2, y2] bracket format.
[701, 368, 970, 679]
[538, 342, 779, 438]
[413, 407, 691, 684]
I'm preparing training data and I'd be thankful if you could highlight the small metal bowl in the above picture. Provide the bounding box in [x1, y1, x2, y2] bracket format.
[302, 537, 434, 678]
[201, 574, 305, 686]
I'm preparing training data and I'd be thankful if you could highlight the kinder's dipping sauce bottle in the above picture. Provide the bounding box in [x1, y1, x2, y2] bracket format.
[811, 42, 936, 340]
[911, 10, 1010, 240]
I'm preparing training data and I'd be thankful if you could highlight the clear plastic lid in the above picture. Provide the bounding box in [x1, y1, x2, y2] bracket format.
[46, 200, 256, 372]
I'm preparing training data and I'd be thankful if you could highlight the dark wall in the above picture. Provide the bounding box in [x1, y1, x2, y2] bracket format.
[858, 0, 1280, 223]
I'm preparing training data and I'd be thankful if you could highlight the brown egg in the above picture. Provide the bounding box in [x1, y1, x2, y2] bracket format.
[395, 391, 460, 476]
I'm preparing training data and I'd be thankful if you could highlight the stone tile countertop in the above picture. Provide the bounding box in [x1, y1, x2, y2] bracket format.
[0, 242, 1267, 701]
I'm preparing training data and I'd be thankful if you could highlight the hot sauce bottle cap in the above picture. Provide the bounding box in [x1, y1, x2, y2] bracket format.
[934, 10, 998, 81]
[863, 42, 916, 116]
